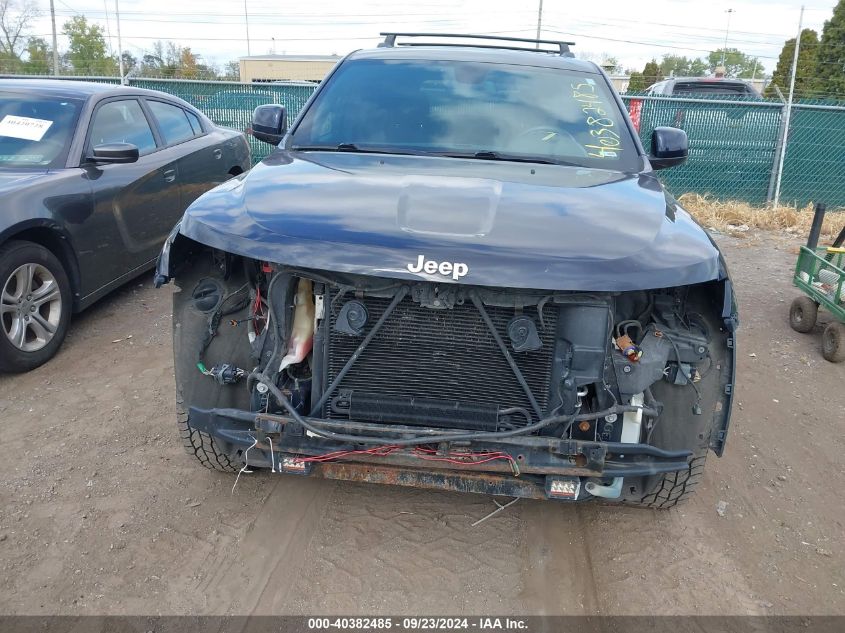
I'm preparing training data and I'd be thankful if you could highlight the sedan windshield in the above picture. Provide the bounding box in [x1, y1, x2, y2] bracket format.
[0, 92, 82, 168]
[291, 58, 639, 170]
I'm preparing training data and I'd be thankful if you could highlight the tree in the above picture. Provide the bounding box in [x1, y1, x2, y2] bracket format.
[659, 54, 708, 78]
[63, 15, 116, 75]
[627, 71, 646, 93]
[627, 60, 662, 93]
[599, 55, 622, 75]
[0, 0, 38, 69]
[120, 51, 137, 76]
[222, 60, 240, 81]
[766, 29, 819, 99]
[642, 59, 663, 87]
[707, 48, 764, 78]
[22, 35, 49, 74]
[814, 0, 845, 98]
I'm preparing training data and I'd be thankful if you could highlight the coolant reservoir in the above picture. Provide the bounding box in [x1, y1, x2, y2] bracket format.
[279, 278, 315, 372]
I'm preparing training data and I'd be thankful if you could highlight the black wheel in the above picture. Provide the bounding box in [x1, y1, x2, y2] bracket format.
[822, 322, 845, 363]
[177, 401, 241, 472]
[789, 296, 818, 333]
[625, 451, 707, 509]
[0, 240, 72, 372]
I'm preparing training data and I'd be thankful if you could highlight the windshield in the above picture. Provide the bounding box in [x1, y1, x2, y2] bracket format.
[0, 92, 82, 169]
[291, 58, 639, 170]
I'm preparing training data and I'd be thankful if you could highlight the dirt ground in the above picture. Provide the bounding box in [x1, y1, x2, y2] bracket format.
[0, 232, 843, 616]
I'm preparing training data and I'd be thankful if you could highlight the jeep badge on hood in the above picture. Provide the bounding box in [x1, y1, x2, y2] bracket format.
[407, 255, 469, 280]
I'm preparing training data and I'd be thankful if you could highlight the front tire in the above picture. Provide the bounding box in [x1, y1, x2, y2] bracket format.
[177, 401, 241, 472]
[0, 241, 72, 372]
[626, 451, 707, 509]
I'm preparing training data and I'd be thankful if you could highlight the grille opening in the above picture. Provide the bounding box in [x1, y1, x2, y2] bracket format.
[324, 292, 557, 425]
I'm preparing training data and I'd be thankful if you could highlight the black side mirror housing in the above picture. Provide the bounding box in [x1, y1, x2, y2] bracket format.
[90, 142, 139, 164]
[251, 104, 287, 146]
[648, 127, 688, 170]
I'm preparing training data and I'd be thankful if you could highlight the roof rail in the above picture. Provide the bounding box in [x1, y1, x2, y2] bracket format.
[378, 32, 576, 57]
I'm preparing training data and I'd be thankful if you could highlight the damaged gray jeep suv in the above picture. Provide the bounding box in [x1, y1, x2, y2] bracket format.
[156, 33, 737, 507]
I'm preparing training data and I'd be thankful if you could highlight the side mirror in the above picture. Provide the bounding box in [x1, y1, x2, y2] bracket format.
[251, 104, 286, 146]
[648, 127, 688, 170]
[90, 142, 139, 164]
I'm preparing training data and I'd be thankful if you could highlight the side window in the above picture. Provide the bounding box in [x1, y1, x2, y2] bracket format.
[148, 101, 195, 145]
[89, 99, 157, 154]
[185, 110, 203, 135]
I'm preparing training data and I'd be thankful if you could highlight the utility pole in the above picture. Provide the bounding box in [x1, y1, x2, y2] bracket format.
[244, 0, 251, 56]
[535, 0, 543, 48]
[115, 0, 125, 83]
[773, 5, 804, 209]
[49, 0, 59, 76]
[721, 8, 734, 67]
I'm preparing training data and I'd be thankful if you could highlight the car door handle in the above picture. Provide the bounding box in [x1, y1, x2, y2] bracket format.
[163, 169, 177, 183]
[213, 148, 223, 160]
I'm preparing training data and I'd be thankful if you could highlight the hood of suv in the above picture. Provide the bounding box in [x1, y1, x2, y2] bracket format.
[178, 151, 721, 291]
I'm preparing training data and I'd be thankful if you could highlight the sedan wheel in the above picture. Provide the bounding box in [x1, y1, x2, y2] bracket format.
[0, 241, 71, 372]
[2, 263, 63, 352]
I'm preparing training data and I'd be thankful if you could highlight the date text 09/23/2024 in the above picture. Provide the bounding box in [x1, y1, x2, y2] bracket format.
[308, 617, 528, 630]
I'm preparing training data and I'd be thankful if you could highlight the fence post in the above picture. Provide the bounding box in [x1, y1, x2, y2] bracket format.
[772, 5, 805, 208]
[766, 101, 788, 203]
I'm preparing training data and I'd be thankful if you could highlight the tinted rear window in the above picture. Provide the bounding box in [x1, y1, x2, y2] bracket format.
[673, 82, 754, 96]
[148, 100, 195, 145]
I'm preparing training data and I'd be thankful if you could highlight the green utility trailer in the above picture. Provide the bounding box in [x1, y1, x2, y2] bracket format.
[789, 203, 845, 362]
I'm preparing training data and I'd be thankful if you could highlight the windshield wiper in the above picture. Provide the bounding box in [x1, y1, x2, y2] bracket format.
[290, 143, 432, 156]
[290, 145, 576, 166]
[442, 150, 570, 166]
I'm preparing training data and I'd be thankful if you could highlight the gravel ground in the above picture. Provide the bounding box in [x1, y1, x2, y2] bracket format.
[0, 232, 843, 616]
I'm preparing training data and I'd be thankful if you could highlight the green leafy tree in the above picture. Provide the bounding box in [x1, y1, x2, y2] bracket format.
[0, 0, 38, 71]
[707, 48, 764, 78]
[813, 0, 845, 98]
[627, 71, 646, 93]
[766, 29, 819, 99]
[22, 35, 49, 74]
[63, 15, 116, 75]
[642, 59, 663, 87]
[659, 54, 708, 77]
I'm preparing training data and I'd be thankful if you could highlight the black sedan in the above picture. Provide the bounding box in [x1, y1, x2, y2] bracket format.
[0, 79, 251, 372]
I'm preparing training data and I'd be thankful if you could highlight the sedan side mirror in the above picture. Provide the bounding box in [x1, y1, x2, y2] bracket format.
[648, 127, 688, 170]
[90, 142, 140, 164]
[251, 104, 287, 146]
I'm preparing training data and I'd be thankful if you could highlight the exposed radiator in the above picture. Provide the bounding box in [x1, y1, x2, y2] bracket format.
[325, 292, 557, 425]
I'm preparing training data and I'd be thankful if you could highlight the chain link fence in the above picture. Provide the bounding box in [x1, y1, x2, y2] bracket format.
[623, 94, 845, 208]
[3, 75, 844, 208]
[128, 79, 316, 161]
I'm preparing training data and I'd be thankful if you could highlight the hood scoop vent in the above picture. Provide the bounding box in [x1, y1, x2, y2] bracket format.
[397, 176, 502, 237]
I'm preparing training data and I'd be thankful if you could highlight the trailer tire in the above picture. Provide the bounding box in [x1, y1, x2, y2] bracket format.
[822, 322, 845, 363]
[789, 296, 818, 333]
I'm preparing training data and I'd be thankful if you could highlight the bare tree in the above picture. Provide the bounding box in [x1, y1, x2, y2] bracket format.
[0, 0, 39, 62]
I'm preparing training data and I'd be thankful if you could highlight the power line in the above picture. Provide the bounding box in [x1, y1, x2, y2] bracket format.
[543, 27, 778, 60]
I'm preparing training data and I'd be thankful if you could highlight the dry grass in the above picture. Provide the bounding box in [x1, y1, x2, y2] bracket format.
[678, 193, 842, 240]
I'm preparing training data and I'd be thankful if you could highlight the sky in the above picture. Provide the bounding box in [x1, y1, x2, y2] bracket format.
[28, 0, 838, 74]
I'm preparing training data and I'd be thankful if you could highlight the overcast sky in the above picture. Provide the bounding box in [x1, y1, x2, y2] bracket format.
[29, 0, 836, 74]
